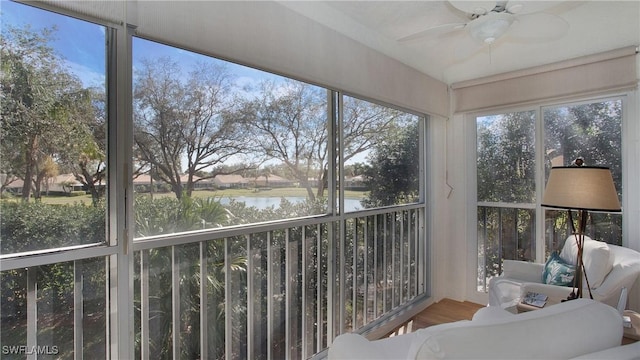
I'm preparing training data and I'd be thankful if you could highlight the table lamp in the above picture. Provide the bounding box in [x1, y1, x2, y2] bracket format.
[541, 159, 621, 299]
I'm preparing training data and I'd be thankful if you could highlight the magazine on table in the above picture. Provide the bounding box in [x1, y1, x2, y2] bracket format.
[522, 292, 548, 307]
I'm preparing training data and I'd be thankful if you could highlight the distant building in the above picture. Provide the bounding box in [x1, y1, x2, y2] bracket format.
[133, 174, 202, 193]
[1, 173, 85, 195]
[212, 174, 249, 189]
[47, 174, 85, 193]
[252, 174, 294, 188]
[2, 176, 24, 194]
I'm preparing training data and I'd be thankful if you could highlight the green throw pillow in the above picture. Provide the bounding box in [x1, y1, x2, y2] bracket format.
[542, 251, 575, 286]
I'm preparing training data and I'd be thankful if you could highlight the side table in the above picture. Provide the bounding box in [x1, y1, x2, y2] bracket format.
[623, 310, 640, 344]
[516, 293, 563, 313]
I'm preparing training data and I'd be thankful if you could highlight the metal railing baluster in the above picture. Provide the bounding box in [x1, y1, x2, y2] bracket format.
[351, 219, 357, 330]
[246, 234, 254, 360]
[140, 251, 149, 360]
[383, 214, 388, 313]
[267, 232, 273, 360]
[224, 238, 232, 360]
[301, 226, 307, 358]
[373, 215, 379, 319]
[339, 221, 346, 334]
[316, 223, 323, 352]
[399, 211, 405, 304]
[199, 242, 208, 360]
[26, 267, 37, 360]
[171, 246, 180, 360]
[74, 260, 84, 360]
[391, 213, 397, 309]
[363, 217, 369, 324]
[285, 229, 292, 359]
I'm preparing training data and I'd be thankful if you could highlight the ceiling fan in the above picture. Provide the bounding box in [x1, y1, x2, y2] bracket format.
[399, 0, 569, 47]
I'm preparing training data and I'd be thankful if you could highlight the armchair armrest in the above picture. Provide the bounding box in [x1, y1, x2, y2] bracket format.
[590, 262, 640, 300]
[503, 260, 544, 283]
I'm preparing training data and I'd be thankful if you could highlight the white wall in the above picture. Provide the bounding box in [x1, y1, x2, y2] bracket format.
[434, 111, 473, 303]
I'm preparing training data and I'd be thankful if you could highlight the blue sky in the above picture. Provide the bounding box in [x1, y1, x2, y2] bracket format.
[2, 0, 279, 89]
[2, 1, 370, 166]
[2, 1, 106, 86]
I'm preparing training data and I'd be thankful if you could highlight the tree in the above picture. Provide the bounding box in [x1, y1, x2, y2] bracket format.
[240, 81, 401, 201]
[344, 162, 367, 178]
[477, 112, 536, 204]
[237, 80, 327, 200]
[543, 101, 623, 245]
[1, 24, 104, 203]
[1, 24, 60, 200]
[39, 156, 59, 196]
[362, 122, 419, 208]
[476, 112, 536, 267]
[133, 57, 250, 199]
[544, 102, 622, 187]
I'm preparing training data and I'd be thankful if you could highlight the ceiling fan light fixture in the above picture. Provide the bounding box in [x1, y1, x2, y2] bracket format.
[468, 12, 514, 44]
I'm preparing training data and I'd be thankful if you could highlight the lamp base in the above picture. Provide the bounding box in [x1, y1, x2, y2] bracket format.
[561, 291, 579, 302]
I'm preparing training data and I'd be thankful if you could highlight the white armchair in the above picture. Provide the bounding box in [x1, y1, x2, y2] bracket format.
[489, 235, 640, 310]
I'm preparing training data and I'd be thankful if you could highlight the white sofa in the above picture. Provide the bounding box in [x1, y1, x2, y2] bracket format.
[488, 235, 640, 310]
[327, 299, 639, 359]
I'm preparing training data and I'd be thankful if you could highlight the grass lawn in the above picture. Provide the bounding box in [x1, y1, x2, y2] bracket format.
[6, 187, 368, 205]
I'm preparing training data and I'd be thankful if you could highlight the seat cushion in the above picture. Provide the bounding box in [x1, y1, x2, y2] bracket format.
[560, 235, 613, 289]
[415, 299, 622, 359]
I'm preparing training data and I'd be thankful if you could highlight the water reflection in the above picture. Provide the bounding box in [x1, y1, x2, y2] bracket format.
[218, 196, 362, 212]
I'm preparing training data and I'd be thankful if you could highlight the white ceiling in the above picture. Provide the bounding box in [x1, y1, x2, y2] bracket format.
[280, 1, 640, 85]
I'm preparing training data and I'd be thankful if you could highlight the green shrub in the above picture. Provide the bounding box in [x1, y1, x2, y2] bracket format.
[0, 191, 16, 199]
[0, 201, 105, 254]
[134, 195, 229, 237]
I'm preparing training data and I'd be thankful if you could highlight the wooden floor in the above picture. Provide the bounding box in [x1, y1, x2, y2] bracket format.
[385, 298, 485, 337]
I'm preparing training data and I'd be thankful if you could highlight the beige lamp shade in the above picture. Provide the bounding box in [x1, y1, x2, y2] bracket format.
[542, 166, 621, 212]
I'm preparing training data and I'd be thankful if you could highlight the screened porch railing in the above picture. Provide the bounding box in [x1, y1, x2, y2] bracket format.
[134, 205, 426, 359]
[0, 205, 426, 360]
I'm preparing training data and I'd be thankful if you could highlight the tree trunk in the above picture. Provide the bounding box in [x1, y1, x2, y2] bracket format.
[316, 168, 328, 199]
[33, 173, 43, 200]
[21, 136, 38, 201]
[173, 182, 183, 200]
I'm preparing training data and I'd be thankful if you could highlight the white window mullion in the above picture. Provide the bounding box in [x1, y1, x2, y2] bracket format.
[535, 106, 546, 263]
[109, 18, 135, 360]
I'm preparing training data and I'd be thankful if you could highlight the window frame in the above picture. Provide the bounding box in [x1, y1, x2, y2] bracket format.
[468, 93, 632, 301]
[1, 3, 432, 358]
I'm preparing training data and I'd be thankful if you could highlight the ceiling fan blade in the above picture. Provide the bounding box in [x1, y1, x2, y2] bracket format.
[508, 13, 569, 42]
[398, 22, 466, 43]
[505, 1, 558, 14]
[448, 1, 497, 15]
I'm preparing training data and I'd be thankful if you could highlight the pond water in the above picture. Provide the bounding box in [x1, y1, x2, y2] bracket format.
[218, 196, 363, 212]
